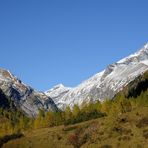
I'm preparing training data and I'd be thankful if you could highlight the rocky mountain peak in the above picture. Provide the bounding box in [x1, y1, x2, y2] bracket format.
[0, 69, 58, 117]
[143, 42, 148, 49]
[134, 43, 148, 60]
[52, 84, 66, 90]
[46, 43, 148, 109]
[0, 69, 12, 78]
[0, 69, 17, 82]
[117, 43, 148, 65]
[45, 84, 71, 105]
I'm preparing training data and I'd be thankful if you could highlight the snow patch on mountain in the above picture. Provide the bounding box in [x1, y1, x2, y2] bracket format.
[46, 43, 148, 110]
[45, 84, 71, 104]
[141, 60, 148, 66]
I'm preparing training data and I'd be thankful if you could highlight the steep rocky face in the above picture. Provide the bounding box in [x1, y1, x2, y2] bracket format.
[0, 89, 11, 109]
[46, 43, 148, 109]
[0, 69, 58, 117]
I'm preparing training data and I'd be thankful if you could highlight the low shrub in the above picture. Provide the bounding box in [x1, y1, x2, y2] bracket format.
[0, 132, 24, 147]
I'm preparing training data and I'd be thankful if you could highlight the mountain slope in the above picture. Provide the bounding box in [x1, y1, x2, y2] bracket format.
[46, 43, 148, 109]
[0, 43, 147, 115]
[0, 69, 58, 117]
[3, 72, 148, 148]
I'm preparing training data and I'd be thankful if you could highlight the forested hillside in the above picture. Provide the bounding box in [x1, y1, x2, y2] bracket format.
[0, 71, 148, 147]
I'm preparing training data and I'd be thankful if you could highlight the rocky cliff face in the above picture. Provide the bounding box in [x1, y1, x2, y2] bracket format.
[0, 69, 58, 117]
[46, 43, 148, 109]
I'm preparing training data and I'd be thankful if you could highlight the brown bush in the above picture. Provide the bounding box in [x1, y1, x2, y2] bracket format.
[100, 145, 112, 148]
[68, 133, 79, 148]
[143, 129, 148, 139]
[113, 126, 131, 135]
[136, 117, 148, 128]
[67, 127, 89, 148]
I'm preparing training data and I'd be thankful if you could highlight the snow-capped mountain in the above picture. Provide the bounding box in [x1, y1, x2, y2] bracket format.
[0, 69, 58, 117]
[1, 43, 148, 115]
[45, 84, 71, 105]
[46, 43, 148, 109]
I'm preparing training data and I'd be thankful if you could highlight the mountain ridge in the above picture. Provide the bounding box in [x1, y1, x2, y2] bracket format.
[0, 68, 58, 117]
[45, 43, 148, 109]
[0, 43, 148, 115]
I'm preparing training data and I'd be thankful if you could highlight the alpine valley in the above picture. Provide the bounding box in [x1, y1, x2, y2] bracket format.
[0, 43, 148, 116]
[0, 43, 148, 148]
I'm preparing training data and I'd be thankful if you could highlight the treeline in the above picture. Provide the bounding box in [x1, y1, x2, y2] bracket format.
[0, 101, 106, 137]
[0, 89, 28, 137]
[25, 87, 148, 130]
[0, 71, 148, 138]
[33, 102, 105, 129]
[0, 107, 29, 137]
[0, 88, 148, 136]
[0, 88, 148, 137]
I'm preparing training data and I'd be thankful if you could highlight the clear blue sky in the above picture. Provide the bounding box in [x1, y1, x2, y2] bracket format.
[0, 0, 148, 91]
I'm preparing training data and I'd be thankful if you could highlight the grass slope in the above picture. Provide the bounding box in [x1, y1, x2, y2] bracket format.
[3, 106, 148, 148]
